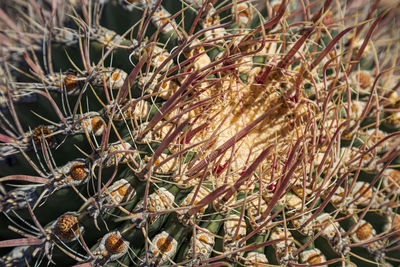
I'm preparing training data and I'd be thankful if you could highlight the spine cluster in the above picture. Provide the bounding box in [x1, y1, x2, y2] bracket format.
[0, 0, 400, 266]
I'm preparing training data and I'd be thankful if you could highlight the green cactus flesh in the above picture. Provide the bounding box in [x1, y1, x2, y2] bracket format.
[1, 0, 400, 266]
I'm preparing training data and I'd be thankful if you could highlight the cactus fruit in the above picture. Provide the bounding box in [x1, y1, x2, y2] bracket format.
[1, 0, 400, 266]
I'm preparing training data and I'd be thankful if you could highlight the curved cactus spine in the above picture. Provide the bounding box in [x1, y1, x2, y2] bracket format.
[1, 0, 400, 266]
[0, 210, 85, 266]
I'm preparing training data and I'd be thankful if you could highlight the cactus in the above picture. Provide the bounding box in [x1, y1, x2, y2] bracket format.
[1, 0, 400, 266]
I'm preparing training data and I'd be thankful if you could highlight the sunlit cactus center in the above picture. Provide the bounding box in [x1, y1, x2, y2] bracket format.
[179, 64, 314, 187]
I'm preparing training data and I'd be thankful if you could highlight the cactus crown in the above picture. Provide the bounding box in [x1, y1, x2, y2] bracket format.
[1, 0, 400, 266]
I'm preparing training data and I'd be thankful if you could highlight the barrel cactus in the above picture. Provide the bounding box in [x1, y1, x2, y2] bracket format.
[1, 0, 400, 266]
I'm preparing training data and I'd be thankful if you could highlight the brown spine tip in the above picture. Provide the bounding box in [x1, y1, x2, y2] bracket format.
[90, 117, 105, 134]
[64, 75, 78, 92]
[156, 237, 173, 253]
[32, 126, 54, 146]
[117, 185, 128, 196]
[356, 222, 373, 240]
[70, 163, 88, 181]
[55, 214, 80, 240]
[111, 72, 121, 82]
[307, 253, 322, 264]
[105, 233, 125, 254]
